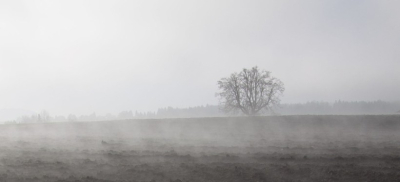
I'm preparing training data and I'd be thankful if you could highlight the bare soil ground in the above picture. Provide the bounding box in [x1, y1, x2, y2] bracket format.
[0, 115, 399, 182]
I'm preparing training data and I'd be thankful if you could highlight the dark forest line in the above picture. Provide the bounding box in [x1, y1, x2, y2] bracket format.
[7, 100, 400, 123]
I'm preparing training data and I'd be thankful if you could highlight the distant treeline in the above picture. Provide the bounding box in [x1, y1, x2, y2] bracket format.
[10, 101, 400, 123]
[275, 101, 400, 115]
[150, 101, 400, 118]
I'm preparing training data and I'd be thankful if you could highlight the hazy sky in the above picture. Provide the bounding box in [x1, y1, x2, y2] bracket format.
[1, 0, 399, 116]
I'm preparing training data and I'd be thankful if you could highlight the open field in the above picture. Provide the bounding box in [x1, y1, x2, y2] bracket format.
[0, 115, 399, 182]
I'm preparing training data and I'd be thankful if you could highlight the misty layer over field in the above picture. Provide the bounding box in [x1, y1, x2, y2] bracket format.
[1, 115, 399, 153]
[0, 116, 400, 182]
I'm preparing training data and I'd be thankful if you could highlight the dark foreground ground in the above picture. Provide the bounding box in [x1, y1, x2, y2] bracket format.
[0, 115, 399, 182]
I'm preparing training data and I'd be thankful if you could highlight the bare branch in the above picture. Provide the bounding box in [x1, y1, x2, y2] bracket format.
[216, 66, 284, 116]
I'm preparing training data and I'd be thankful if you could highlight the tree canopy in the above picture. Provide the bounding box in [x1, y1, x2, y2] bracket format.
[216, 66, 284, 116]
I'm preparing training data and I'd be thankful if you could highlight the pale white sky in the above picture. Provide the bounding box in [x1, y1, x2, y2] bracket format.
[1, 0, 399, 116]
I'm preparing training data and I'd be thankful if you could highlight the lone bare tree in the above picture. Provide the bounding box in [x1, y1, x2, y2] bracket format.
[216, 66, 284, 116]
